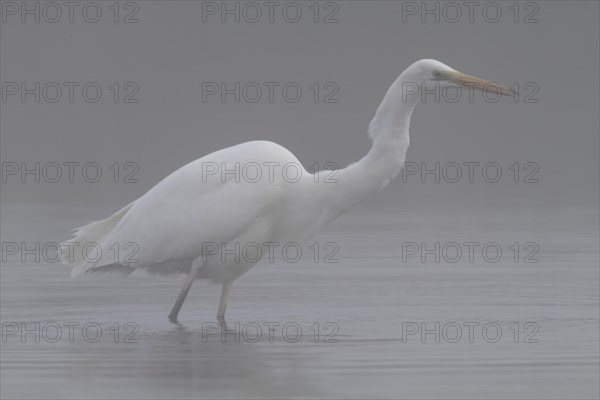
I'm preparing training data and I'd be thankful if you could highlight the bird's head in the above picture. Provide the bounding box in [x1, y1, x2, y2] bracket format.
[403, 59, 515, 97]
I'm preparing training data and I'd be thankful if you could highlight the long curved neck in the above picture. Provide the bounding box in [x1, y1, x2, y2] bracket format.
[325, 73, 421, 213]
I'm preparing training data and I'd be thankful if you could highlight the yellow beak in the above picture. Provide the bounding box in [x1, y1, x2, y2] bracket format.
[448, 71, 516, 97]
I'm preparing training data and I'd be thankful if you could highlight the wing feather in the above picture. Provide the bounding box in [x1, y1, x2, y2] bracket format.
[64, 141, 300, 276]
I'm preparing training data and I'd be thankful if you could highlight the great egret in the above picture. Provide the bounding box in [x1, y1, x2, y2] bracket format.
[61, 59, 514, 323]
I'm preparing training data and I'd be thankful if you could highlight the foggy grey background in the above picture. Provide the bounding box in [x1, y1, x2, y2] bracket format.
[1, 0, 598, 213]
[1, 1, 599, 399]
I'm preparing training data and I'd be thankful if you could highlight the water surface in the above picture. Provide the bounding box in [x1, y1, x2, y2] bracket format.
[1, 206, 598, 399]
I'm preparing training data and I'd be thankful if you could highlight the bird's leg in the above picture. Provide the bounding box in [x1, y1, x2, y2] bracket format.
[217, 283, 232, 325]
[168, 262, 202, 323]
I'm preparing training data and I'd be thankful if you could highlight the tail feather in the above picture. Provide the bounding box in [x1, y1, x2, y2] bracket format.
[61, 201, 135, 276]
[75, 263, 136, 276]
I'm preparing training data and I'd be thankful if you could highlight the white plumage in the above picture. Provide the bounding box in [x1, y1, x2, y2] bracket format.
[61, 59, 514, 322]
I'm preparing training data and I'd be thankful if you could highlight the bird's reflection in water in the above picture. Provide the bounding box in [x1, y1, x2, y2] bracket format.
[39, 319, 327, 399]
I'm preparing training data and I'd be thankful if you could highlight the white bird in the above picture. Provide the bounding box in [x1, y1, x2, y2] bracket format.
[61, 59, 514, 323]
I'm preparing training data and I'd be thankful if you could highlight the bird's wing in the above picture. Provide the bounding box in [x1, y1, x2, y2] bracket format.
[63, 141, 299, 276]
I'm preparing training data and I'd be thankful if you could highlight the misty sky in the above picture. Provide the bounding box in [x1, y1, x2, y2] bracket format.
[1, 1, 598, 216]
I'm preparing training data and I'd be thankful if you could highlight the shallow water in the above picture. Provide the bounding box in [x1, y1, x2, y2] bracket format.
[1, 205, 598, 399]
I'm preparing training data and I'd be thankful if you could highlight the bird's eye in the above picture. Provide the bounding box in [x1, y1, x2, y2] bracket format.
[432, 71, 442, 79]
